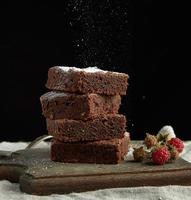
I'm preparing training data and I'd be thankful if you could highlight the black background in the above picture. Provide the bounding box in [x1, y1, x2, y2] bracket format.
[0, 1, 190, 142]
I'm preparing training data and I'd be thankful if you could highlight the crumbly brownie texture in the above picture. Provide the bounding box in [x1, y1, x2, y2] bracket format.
[40, 91, 121, 120]
[46, 114, 126, 142]
[51, 132, 130, 164]
[46, 66, 129, 95]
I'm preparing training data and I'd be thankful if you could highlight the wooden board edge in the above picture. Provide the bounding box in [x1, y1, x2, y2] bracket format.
[19, 168, 191, 195]
[0, 164, 26, 182]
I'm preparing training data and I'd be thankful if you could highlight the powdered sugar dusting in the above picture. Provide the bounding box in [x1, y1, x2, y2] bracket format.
[41, 91, 68, 100]
[57, 66, 125, 75]
[58, 66, 105, 73]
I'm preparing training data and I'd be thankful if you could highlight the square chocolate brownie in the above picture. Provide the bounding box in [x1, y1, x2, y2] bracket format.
[46, 66, 129, 95]
[46, 114, 126, 142]
[40, 91, 121, 120]
[51, 132, 130, 164]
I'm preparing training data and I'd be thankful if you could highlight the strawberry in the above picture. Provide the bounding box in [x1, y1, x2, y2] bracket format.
[151, 146, 170, 165]
[168, 137, 184, 153]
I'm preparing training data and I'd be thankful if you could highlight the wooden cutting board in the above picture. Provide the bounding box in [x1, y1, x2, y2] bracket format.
[0, 146, 191, 195]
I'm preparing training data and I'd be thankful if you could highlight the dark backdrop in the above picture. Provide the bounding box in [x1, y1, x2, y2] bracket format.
[0, 1, 190, 141]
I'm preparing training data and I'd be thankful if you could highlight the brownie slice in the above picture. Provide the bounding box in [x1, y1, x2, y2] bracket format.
[46, 66, 129, 95]
[46, 114, 126, 142]
[40, 91, 121, 120]
[51, 132, 130, 164]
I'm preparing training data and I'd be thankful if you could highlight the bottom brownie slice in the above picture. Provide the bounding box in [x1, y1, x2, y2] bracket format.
[51, 132, 130, 164]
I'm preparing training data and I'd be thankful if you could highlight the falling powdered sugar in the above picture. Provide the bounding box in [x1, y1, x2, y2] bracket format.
[68, 0, 130, 68]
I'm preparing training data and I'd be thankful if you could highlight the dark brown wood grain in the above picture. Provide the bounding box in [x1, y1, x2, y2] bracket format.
[0, 147, 191, 195]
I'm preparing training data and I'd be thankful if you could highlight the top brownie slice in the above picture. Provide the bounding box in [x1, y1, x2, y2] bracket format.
[46, 66, 129, 95]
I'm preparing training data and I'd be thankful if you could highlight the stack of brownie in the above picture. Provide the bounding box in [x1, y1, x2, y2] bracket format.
[40, 66, 130, 164]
